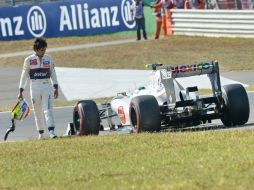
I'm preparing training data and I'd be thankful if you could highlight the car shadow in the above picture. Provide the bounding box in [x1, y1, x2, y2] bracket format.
[166, 122, 254, 133]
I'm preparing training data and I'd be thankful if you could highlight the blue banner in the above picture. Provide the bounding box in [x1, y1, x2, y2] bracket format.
[0, 0, 136, 41]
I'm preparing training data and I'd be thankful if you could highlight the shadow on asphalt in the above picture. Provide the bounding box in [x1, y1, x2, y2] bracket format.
[166, 122, 254, 133]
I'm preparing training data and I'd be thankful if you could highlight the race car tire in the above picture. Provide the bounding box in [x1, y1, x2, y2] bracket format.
[130, 95, 161, 133]
[73, 100, 100, 135]
[221, 84, 249, 127]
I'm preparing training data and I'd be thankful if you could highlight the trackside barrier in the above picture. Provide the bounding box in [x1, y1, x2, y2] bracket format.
[0, 0, 136, 41]
[171, 9, 254, 38]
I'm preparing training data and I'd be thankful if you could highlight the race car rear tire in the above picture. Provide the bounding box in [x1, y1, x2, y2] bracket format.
[221, 84, 249, 127]
[130, 95, 161, 133]
[73, 100, 100, 135]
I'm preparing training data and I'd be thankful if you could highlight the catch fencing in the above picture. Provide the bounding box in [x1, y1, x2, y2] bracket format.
[0, 0, 63, 7]
[1, 0, 254, 9]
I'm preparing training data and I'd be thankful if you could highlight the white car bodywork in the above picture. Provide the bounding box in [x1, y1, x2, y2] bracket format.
[110, 69, 198, 126]
[110, 70, 166, 126]
[70, 61, 249, 136]
[110, 62, 213, 126]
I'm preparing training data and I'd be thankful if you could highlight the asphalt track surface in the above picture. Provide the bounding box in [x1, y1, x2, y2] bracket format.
[1, 68, 254, 105]
[0, 92, 253, 142]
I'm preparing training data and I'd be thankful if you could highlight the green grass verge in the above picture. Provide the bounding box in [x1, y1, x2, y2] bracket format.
[1, 130, 254, 190]
[1, 33, 254, 190]
[1, 35, 254, 71]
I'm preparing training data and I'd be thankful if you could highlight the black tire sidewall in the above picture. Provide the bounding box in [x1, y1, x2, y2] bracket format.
[130, 95, 161, 132]
[221, 84, 249, 126]
[73, 100, 100, 135]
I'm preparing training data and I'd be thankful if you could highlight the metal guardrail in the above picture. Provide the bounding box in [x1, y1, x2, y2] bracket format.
[171, 9, 254, 38]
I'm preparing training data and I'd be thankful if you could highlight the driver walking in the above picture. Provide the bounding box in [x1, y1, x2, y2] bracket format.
[18, 37, 59, 139]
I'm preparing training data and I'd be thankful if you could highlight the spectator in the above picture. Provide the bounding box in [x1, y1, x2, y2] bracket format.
[205, 0, 219, 9]
[175, 0, 185, 8]
[184, 0, 191, 8]
[195, 0, 205, 9]
[184, 0, 205, 9]
[131, 0, 147, 40]
[151, 0, 175, 39]
[151, 0, 163, 39]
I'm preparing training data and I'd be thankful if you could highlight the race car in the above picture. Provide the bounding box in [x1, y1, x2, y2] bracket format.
[67, 60, 250, 135]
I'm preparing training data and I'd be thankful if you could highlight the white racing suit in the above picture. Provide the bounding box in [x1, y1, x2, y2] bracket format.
[19, 54, 58, 133]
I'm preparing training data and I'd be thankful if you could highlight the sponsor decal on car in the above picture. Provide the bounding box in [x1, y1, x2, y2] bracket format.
[117, 106, 126, 124]
[161, 69, 172, 79]
[169, 62, 213, 73]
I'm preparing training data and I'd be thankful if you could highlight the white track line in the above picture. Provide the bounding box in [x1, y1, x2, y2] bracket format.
[0, 39, 135, 58]
[0, 105, 74, 114]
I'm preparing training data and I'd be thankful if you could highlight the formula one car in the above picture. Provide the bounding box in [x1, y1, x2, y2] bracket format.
[67, 60, 250, 135]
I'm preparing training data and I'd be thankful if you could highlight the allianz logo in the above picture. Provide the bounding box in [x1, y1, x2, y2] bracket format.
[0, 0, 135, 38]
[60, 0, 135, 31]
[121, 0, 136, 29]
[0, 16, 24, 37]
[27, 6, 46, 38]
[0, 5, 46, 38]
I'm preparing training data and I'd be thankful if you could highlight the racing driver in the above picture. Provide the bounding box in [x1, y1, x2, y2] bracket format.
[18, 37, 59, 139]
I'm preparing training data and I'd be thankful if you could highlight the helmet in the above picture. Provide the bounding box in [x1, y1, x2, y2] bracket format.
[12, 99, 30, 120]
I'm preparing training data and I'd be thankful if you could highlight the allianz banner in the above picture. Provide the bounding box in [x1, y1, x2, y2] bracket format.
[0, 0, 136, 41]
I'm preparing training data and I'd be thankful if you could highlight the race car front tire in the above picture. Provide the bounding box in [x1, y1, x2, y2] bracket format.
[130, 95, 161, 133]
[221, 84, 249, 127]
[73, 100, 100, 135]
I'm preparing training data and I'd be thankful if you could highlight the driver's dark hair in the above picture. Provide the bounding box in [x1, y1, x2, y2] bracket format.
[33, 37, 47, 51]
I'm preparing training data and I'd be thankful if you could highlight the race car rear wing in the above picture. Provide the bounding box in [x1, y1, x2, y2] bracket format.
[160, 60, 223, 105]
[161, 60, 218, 79]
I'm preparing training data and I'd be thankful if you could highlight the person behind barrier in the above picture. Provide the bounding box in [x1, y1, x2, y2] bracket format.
[151, 0, 175, 39]
[131, 0, 148, 40]
[175, 0, 185, 8]
[184, 0, 205, 9]
[151, 0, 163, 39]
[18, 38, 59, 140]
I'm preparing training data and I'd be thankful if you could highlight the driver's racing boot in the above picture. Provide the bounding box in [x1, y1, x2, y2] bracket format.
[48, 127, 57, 139]
[38, 130, 44, 140]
